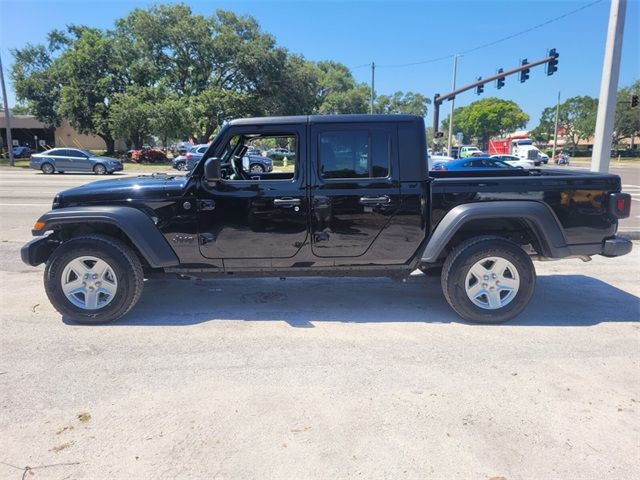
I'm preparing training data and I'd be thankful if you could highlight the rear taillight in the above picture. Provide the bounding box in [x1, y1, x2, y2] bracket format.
[608, 192, 631, 219]
[186, 153, 192, 159]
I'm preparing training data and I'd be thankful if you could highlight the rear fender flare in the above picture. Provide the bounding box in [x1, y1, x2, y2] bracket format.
[420, 201, 569, 262]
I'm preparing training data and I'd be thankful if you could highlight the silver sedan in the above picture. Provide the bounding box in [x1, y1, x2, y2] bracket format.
[29, 148, 123, 174]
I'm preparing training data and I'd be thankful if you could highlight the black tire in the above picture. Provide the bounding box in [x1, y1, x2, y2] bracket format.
[93, 163, 107, 175]
[441, 236, 535, 324]
[249, 163, 265, 173]
[44, 235, 144, 324]
[176, 162, 186, 171]
[41, 162, 54, 174]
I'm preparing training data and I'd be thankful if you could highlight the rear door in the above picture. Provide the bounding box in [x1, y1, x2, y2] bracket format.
[309, 123, 401, 261]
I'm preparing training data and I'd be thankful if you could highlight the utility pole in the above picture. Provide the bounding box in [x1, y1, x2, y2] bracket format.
[370, 62, 375, 114]
[551, 91, 561, 161]
[0, 54, 15, 166]
[591, 0, 627, 173]
[447, 54, 461, 154]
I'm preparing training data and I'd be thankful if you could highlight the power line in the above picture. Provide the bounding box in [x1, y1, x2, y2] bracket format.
[358, 0, 603, 70]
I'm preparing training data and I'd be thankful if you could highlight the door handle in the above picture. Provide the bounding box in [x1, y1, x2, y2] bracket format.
[359, 195, 391, 206]
[273, 197, 302, 207]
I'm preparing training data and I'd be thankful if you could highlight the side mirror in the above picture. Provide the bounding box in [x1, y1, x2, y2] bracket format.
[204, 157, 222, 181]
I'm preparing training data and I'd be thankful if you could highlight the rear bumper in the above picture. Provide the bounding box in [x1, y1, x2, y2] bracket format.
[601, 235, 633, 257]
[21, 235, 59, 266]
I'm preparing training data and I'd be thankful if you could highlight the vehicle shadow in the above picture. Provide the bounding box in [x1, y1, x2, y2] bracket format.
[65, 274, 640, 327]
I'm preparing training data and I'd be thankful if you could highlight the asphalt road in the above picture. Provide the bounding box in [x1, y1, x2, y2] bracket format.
[0, 167, 639, 480]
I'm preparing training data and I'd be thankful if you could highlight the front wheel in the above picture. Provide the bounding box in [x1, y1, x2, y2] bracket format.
[44, 235, 144, 324]
[441, 236, 535, 324]
[249, 163, 265, 173]
[93, 163, 107, 175]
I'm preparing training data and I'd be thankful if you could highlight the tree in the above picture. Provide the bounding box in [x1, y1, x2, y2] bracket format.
[440, 98, 529, 148]
[152, 96, 194, 148]
[109, 87, 156, 148]
[56, 28, 122, 152]
[614, 81, 640, 148]
[12, 26, 122, 152]
[375, 91, 430, 117]
[11, 44, 61, 127]
[532, 96, 598, 155]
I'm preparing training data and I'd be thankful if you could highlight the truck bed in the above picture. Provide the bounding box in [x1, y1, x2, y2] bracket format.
[429, 168, 622, 246]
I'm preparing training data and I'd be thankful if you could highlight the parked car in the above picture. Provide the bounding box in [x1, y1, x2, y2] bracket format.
[432, 156, 519, 171]
[242, 154, 273, 173]
[266, 147, 296, 160]
[29, 148, 123, 174]
[491, 154, 536, 169]
[184, 144, 210, 171]
[172, 145, 208, 171]
[246, 147, 262, 156]
[13, 145, 34, 158]
[21, 114, 632, 325]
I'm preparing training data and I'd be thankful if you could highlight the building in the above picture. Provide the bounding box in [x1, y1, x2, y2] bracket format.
[0, 112, 126, 151]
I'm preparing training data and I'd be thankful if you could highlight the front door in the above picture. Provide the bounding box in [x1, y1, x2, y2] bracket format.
[309, 124, 401, 260]
[198, 125, 308, 263]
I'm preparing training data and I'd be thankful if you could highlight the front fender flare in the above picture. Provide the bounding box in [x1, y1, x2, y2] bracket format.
[32, 206, 179, 268]
[421, 200, 570, 262]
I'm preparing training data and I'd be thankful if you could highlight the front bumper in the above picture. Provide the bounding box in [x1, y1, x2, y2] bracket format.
[109, 163, 124, 172]
[21, 235, 59, 266]
[601, 235, 633, 257]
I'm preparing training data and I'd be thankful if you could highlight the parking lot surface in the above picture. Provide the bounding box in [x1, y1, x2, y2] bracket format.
[1, 168, 639, 480]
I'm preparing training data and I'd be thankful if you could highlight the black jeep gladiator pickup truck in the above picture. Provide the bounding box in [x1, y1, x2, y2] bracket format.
[21, 115, 632, 324]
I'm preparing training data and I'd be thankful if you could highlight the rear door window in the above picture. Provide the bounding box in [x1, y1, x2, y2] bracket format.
[318, 130, 390, 179]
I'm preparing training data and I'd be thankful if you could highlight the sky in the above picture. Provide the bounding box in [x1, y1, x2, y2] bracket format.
[0, 0, 638, 129]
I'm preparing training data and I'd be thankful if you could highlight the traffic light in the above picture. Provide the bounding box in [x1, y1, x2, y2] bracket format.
[632, 95, 639, 108]
[519, 59, 530, 83]
[546, 48, 559, 76]
[496, 68, 505, 89]
[476, 77, 484, 95]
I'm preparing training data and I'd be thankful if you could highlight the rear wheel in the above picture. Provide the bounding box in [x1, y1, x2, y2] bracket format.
[93, 164, 107, 175]
[41, 162, 54, 174]
[441, 236, 535, 323]
[44, 235, 144, 324]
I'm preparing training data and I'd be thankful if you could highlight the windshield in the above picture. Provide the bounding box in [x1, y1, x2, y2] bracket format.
[516, 139, 532, 146]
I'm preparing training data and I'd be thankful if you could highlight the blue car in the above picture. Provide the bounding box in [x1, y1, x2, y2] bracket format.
[12, 145, 34, 158]
[432, 156, 518, 171]
[30, 148, 123, 174]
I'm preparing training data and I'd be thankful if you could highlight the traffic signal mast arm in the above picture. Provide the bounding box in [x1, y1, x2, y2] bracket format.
[432, 53, 557, 142]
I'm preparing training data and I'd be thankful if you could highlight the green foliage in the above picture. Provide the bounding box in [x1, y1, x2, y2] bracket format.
[532, 95, 598, 154]
[11, 3, 431, 149]
[440, 98, 529, 146]
[375, 91, 430, 117]
[614, 81, 640, 145]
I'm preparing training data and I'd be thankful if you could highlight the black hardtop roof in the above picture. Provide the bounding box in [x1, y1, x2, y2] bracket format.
[229, 114, 424, 126]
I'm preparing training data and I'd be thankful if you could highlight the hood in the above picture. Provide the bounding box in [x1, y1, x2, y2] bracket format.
[54, 174, 186, 208]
